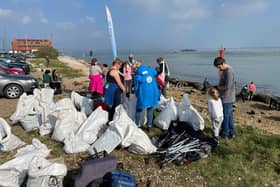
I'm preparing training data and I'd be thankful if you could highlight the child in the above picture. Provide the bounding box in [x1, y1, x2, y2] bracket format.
[208, 87, 224, 144]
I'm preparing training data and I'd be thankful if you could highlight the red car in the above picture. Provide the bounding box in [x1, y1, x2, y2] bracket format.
[0, 61, 25, 75]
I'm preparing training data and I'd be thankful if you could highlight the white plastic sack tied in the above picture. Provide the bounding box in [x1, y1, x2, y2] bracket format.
[39, 88, 57, 136]
[27, 157, 67, 187]
[178, 94, 205, 131]
[75, 106, 108, 144]
[64, 132, 90, 154]
[0, 138, 50, 187]
[71, 91, 93, 116]
[90, 105, 157, 155]
[19, 113, 42, 132]
[0, 118, 25, 152]
[154, 97, 178, 130]
[63, 105, 106, 154]
[10, 92, 40, 124]
[52, 98, 86, 142]
[157, 94, 171, 111]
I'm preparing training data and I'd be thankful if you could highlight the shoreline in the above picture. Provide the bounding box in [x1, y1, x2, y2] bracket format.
[58, 55, 276, 105]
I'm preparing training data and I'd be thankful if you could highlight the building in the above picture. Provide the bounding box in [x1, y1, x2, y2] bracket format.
[11, 38, 52, 52]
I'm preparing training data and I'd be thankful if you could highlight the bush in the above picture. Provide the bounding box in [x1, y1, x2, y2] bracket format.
[35, 46, 59, 59]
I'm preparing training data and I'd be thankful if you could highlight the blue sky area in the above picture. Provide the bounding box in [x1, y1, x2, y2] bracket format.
[0, 0, 279, 50]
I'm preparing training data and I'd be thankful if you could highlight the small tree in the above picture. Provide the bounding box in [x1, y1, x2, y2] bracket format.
[35, 46, 59, 59]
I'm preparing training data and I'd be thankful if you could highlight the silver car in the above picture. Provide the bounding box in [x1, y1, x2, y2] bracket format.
[0, 70, 38, 99]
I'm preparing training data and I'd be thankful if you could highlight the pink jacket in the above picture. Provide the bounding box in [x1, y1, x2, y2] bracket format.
[88, 74, 103, 94]
[124, 64, 132, 80]
[249, 84, 256, 92]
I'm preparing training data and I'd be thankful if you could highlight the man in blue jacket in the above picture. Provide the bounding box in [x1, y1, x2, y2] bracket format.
[134, 61, 160, 130]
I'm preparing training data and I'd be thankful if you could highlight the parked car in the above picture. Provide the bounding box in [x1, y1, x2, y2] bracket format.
[0, 70, 38, 99]
[0, 57, 30, 74]
[0, 61, 25, 75]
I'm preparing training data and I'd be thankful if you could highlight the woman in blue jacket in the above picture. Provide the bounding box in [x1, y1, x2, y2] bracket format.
[134, 61, 160, 130]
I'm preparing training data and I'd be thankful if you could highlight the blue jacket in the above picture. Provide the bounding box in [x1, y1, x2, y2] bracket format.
[134, 65, 160, 109]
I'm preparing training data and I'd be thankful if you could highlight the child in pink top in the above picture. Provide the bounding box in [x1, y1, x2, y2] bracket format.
[248, 81, 256, 100]
[123, 61, 132, 94]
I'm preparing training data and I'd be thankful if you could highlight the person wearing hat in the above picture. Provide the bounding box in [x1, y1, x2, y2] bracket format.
[213, 57, 236, 139]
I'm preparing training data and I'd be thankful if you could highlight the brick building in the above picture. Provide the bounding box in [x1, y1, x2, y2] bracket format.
[11, 38, 52, 52]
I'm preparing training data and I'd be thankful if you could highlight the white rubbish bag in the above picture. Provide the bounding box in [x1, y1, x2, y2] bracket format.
[71, 91, 93, 116]
[19, 113, 42, 132]
[52, 98, 86, 142]
[157, 94, 170, 111]
[76, 106, 108, 144]
[177, 94, 205, 131]
[27, 156, 67, 187]
[154, 97, 178, 130]
[0, 138, 50, 187]
[90, 105, 157, 155]
[64, 132, 90, 154]
[0, 118, 25, 152]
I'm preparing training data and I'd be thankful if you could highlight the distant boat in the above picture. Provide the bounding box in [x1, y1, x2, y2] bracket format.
[180, 49, 197, 52]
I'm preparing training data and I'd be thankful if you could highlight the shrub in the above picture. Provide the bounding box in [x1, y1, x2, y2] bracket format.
[35, 46, 59, 59]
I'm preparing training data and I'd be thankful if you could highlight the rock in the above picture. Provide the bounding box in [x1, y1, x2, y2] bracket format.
[258, 119, 262, 123]
[261, 112, 265, 115]
[247, 110, 256, 115]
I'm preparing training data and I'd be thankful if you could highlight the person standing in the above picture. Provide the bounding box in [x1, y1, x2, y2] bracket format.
[213, 57, 236, 139]
[208, 87, 224, 145]
[123, 61, 132, 96]
[88, 58, 103, 98]
[45, 56, 50, 67]
[128, 53, 136, 66]
[156, 57, 169, 97]
[203, 77, 210, 92]
[219, 46, 226, 58]
[248, 81, 256, 100]
[240, 85, 249, 102]
[134, 61, 160, 131]
[104, 59, 126, 121]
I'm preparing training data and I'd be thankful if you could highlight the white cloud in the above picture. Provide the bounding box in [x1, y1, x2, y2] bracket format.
[81, 16, 96, 24]
[56, 22, 76, 30]
[118, 0, 211, 20]
[21, 16, 32, 24]
[220, 0, 268, 15]
[40, 17, 48, 24]
[0, 8, 14, 18]
[89, 31, 105, 38]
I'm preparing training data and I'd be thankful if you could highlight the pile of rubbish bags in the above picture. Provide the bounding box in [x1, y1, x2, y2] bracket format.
[8, 88, 157, 155]
[0, 137, 67, 187]
[0, 87, 211, 185]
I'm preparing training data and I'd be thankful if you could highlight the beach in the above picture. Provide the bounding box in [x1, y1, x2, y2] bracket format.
[0, 55, 279, 186]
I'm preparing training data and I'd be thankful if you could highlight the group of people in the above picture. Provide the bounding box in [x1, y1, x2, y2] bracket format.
[206, 48, 257, 143]
[208, 57, 236, 143]
[87, 54, 169, 130]
[42, 69, 62, 94]
[240, 82, 256, 102]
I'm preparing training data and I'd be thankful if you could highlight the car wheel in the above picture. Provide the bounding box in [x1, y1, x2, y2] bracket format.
[4, 84, 23, 99]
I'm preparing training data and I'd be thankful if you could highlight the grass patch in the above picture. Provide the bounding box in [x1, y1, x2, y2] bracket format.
[28, 58, 84, 79]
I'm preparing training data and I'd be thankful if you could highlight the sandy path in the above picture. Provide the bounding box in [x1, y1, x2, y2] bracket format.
[58, 56, 89, 76]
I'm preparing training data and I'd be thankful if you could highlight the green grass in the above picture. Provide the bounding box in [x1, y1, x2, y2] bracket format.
[29, 58, 84, 79]
[111, 126, 280, 186]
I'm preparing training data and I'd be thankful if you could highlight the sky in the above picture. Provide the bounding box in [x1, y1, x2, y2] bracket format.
[0, 0, 280, 51]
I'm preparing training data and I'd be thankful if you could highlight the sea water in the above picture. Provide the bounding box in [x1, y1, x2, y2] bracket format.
[63, 48, 280, 95]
